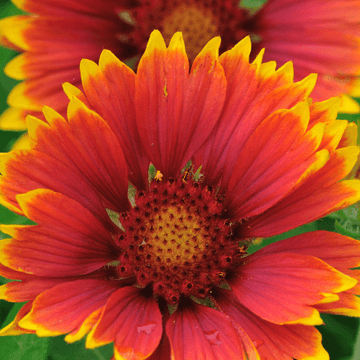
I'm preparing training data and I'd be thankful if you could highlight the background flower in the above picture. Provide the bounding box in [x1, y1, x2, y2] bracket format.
[1, 30, 360, 359]
[247, 0, 360, 112]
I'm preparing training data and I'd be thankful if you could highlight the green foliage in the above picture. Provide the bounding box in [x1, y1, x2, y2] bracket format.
[240, 0, 267, 10]
[320, 314, 360, 360]
[328, 205, 360, 239]
[0, 334, 50, 360]
[47, 337, 113, 360]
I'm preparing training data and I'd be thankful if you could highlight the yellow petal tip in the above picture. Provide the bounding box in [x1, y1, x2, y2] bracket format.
[144, 30, 167, 55]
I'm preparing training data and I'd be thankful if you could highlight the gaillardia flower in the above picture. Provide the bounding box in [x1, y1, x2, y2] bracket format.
[1, 0, 360, 146]
[248, 0, 360, 112]
[1, 31, 360, 360]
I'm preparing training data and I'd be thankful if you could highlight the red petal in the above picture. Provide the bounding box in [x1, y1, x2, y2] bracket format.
[255, 0, 360, 102]
[80, 50, 149, 190]
[223, 103, 325, 218]
[315, 291, 360, 316]
[27, 100, 130, 212]
[146, 330, 171, 360]
[9, 68, 80, 111]
[18, 279, 120, 336]
[249, 230, 360, 272]
[1, 277, 65, 303]
[0, 189, 119, 277]
[195, 37, 315, 186]
[87, 286, 162, 360]
[243, 179, 360, 237]
[0, 267, 120, 303]
[166, 301, 249, 360]
[215, 288, 328, 360]
[17, 0, 136, 17]
[147, 302, 172, 360]
[65, 306, 104, 344]
[0, 149, 111, 225]
[228, 252, 356, 325]
[0, 263, 33, 281]
[136, 31, 226, 179]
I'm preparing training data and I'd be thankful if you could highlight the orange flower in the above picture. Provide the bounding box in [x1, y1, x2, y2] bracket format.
[248, 0, 360, 112]
[1, 0, 360, 145]
[1, 31, 360, 360]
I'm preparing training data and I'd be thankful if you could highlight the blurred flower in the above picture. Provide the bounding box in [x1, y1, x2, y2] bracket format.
[0, 31, 360, 360]
[1, 0, 360, 149]
[248, 0, 360, 112]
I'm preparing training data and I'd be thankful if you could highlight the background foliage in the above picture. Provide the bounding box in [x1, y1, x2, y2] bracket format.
[0, 0, 360, 358]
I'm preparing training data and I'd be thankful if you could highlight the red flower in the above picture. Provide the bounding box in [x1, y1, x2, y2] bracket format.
[1, 0, 360, 147]
[248, 0, 360, 112]
[1, 31, 360, 359]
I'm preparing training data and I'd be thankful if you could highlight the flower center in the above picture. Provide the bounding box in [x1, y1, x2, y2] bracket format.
[116, 175, 244, 304]
[128, 0, 248, 63]
[160, 2, 218, 61]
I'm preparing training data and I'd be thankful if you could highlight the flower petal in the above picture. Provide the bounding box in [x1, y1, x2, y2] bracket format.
[319, 120, 348, 152]
[0, 189, 119, 277]
[0, 107, 28, 131]
[18, 279, 120, 336]
[145, 301, 172, 360]
[253, 0, 360, 103]
[246, 231, 360, 318]
[86, 286, 162, 360]
[243, 144, 360, 237]
[7, 68, 80, 112]
[27, 99, 130, 212]
[0, 263, 32, 281]
[0, 302, 35, 336]
[0, 277, 65, 303]
[0, 267, 119, 303]
[166, 300, 252, 360]
[146, 330, 172, 360]
[195, 35, 317, 186]
[249, 230, 360, 272]
[243, 177, 360, 238]
[65, 307, 104, 344]
[0, 15, 31, 51]
[0, 149, 111, 225]
[1, 3, 137, 121]
[223, 102, 327, 218]
[228, 252, 356, 325]
[13, 0, 137, 16]
[215, 288, 329, 360]
[80, 50, 149, 190]
[315, 291, 360, 317]
[136, 31, 226, 178]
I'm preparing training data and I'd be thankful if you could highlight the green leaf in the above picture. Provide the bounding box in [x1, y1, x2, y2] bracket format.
[47, 337, 113, 360]
[0, 333, 50, 360]
[328, 205, 360, 239]
[351, 325, 360, 360]
[328, 204, 360, 221]
[319, 314, 360, 360]
[240, 0, 267, 9]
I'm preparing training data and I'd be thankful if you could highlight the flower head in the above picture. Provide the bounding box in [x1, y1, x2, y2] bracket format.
[1, 0, 360, 145]
[248, 0, 360, 112]
[1, 31, 360, 359]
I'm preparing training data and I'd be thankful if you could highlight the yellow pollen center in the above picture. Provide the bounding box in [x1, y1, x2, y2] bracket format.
[117, 178, 243, 304]
[161, 3, 218, 61]
[143, 205, 209, 266]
